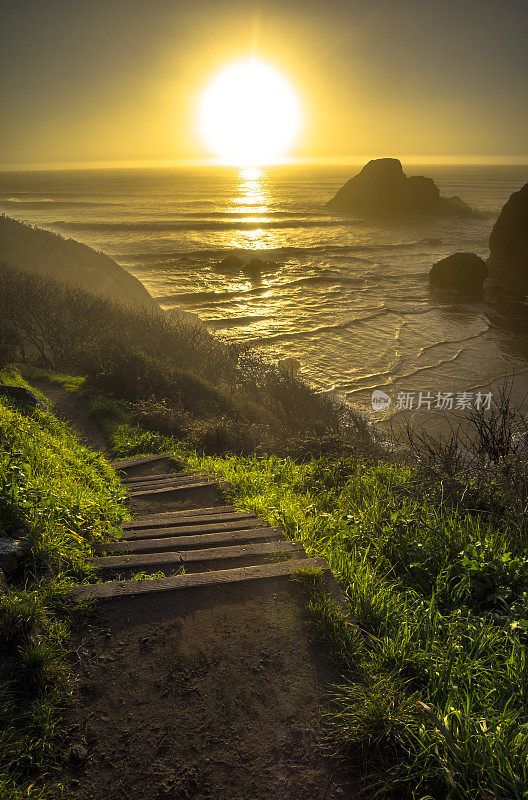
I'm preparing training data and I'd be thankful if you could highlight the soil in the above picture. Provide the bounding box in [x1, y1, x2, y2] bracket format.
[59, 581, 362, 800]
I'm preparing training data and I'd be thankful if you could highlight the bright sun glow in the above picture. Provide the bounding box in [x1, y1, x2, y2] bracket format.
[198, 58, 302, 166]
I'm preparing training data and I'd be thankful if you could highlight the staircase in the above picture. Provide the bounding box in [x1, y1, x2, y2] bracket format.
[69, 454, 333, 602]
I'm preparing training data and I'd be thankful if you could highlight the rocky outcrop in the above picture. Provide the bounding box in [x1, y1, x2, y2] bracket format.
[327, 158, 478, 217]
[429, 252, 488, 289]
[0, 215, 156, 309]
[487, 183, 528, 293]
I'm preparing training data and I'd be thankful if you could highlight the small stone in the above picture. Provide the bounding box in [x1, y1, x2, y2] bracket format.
[0, 538, 29, 574]
[69, 743, 88, 763]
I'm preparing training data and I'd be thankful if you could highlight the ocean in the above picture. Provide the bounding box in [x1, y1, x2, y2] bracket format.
[1, 162, 527, 428]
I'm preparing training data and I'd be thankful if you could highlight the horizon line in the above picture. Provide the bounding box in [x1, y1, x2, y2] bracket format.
[1, 154, 527, 172]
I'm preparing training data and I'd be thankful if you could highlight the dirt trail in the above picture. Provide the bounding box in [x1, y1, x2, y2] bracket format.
[31, 380, 110, 455]
[60, 581, 359, 800]
[32, 384, 365, 798]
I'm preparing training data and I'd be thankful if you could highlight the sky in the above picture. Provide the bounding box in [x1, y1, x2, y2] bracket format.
[1, 0, 527, 167]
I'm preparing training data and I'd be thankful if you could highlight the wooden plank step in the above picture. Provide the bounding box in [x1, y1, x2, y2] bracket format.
[120, 517, 269, 541]
[69, 557, 329, 600]
[121, 472, 196, 485]
[125, 472, 213, 486]
[92, 540, 305, 571]
[124, 474, 215, 491]
[104, 527, 283, 554]
[128, 480, 219, 498]
[123, 507, 246, 530]
[111, 454, 185, 470]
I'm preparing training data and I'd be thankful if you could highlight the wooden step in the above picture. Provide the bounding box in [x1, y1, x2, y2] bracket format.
[121, 472, 196, 485]
[92, 540, 306, 572]
[125, 474, 216, 492]
[120, 518, 269, 541]
[104, 527, 283, 554]
[69, 557, 329, 600]
[123, 507, 247, 530]
[128, 480, 219, 499]
[111, 454, 186, 471]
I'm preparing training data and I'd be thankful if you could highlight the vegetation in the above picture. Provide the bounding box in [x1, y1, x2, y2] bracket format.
[0, 263, 373, 459]
[3, 263, 528, 798]
[0, 374, 127, 799]
[45, 373, 528, 800]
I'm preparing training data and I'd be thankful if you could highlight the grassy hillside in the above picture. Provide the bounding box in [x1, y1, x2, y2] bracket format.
[51, 377, 528, 800]
[0, 375, 127, 799]
[0, 215, 156, 310]
[4, 260, 528, 797]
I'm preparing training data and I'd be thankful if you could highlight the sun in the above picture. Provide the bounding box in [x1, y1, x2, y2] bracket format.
[197, 58, 302, 166]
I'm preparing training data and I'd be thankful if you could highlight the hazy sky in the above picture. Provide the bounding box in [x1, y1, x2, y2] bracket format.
[1, 0, 527, 167]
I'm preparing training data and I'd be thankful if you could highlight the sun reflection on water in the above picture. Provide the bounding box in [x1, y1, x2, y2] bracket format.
[237, 167, 268, 209]
[228, 168, 282, 250]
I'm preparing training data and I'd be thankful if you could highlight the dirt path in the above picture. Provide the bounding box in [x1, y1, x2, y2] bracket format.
[60, 581, 359, 800]
[34, 390, 366, 798]
[31, 380, 110, 455]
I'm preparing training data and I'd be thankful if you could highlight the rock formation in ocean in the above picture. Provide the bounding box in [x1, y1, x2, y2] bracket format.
[429, 252, 487, 289]
[327, 158, 478, 217]
[0, 215, 157, 309]
[487, 183, 528, 293]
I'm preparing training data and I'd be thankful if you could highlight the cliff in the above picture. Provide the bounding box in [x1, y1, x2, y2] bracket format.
[487, 183, 528, 293]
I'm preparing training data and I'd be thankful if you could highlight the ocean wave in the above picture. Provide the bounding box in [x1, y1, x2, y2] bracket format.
[243, 308, 390, 346]
[50, 218, 362, 233]
[279, 273, 366, 289]
[141, 210, 327, 220]
[154, 271, 410, 308]
[417, 327, 490, 356]
[123, 239, 442, 267]
[155, 286, 270, 305]
[205, 315, 271, 329]
[0, 199, 117, 209]
[344, 349, 467, 398]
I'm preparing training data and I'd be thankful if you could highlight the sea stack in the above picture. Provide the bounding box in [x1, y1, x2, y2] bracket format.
[487, 183, 528, 293]
[327, 158, 478, 217]
[429, 252, 487, 289]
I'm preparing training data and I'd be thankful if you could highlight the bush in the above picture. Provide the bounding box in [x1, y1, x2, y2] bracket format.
[1, 263, 374, 457]
[0, 327, 20, 373]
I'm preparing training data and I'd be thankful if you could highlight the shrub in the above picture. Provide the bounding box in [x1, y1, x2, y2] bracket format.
[1, 263, 374, 457]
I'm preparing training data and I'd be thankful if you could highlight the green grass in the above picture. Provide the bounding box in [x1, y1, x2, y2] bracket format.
[17, 369, 528, 799]
[195, 456, 528, 800]
[20, 365, 86, 394]
[0, 374, 128, 799]
[93, 410, 528, 799]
